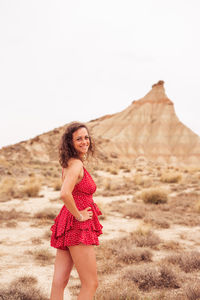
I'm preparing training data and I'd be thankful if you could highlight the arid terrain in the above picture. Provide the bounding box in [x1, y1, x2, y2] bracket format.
[0, 157, 200, 299]
[0, 81, 200, 299]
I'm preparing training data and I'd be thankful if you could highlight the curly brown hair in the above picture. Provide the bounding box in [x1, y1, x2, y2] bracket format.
[59, 122, 95, 168]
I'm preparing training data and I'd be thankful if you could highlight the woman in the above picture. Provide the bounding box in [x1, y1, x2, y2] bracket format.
[50, 122, 103, 300]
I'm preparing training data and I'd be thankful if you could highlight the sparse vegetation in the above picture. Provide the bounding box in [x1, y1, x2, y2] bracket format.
[5, 221, 18, 228]
[166, 251, 200, 273]
[117, 203, 146, 219]
[119, 247, 152, 264]
[94, 279, 139, 300]
[1, 155, 200, 299]
[161, 240, 182, 251]
[0, 276, 48, 300]
[161, 172, 182, 183]
[141, 187, 168, 204]
[144, 215, 170, 228]
[0, 176, 42, 201]
[124, 206, 146, 219]
[106, 167, 118, 175]
[123, 168, 131, 172]
[96, 234, 153, 276]
[0, 208, 30, 223]
[185, 282, 200, 300]
[34, 207, 57, 220]
[21, 178, 41, 197]
[133, 174, 152, 187]
[43, 229, 52, 240]
[52, 179, 62, 191]
[0, 177, 17, 201]
[31, 237, 42, 245]
[25, 248, 54, 265]
[124, 263, 180, 291]
[131, 227, 161, 248]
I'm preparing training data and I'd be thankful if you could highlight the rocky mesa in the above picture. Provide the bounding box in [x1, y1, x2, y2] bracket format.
[0, 80, 200, 170]
[89, 80, 200, 165]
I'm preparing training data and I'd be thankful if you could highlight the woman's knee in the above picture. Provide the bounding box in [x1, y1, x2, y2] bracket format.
[52, 274, 70, 289]
[82, 277, 98, 290]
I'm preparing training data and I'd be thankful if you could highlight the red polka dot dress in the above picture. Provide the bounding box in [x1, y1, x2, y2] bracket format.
[50, 167, 103, 250]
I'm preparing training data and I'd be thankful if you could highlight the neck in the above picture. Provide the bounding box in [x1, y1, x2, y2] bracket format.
[79, 154, 86, 162]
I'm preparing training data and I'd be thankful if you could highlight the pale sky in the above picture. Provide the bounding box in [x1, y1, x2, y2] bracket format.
[0, 0, 200, 149]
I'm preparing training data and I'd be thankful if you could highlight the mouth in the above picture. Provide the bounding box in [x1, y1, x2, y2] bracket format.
[80, 145, 89, 149]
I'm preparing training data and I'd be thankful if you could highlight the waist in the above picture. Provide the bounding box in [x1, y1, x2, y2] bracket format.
[72, 193, 94, 208]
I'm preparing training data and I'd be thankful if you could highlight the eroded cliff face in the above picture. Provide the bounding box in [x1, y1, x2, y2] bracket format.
[0, 80, 199, 167]
[89, 81, 200, 164]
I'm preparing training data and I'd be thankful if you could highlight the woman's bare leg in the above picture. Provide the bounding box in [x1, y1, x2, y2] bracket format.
[68, 244, 98, 300]
[50, 248, 74, 300]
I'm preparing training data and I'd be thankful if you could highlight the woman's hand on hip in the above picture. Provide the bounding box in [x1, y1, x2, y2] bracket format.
[79, 207, 93, 221]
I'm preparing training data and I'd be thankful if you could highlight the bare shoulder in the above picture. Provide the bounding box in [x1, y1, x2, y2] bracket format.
[62, 158, 83, 184]
[63, 158, 83, 176]
[68, 158, 83, 169]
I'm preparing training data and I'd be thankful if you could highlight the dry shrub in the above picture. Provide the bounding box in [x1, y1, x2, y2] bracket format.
[99, 178, 121, 196]
[141, 187, 168, 204]
[31, 237, 42, 245]
[109, 236, 152, 263]
[25, 248, 54, 265]
[0, 275, 48, 300]
[43, 229, 51, 240]
[129, 208, 146, 219]
[119, 204, 146, 219]
[166, 251, 200, 273]
[123, 168, 131, 173]
[95, 279, 139, 300]
[133, 174, 152, 187]
[96, 243, 118, 275]
[131, 227, 161, 248]
[34, 207, 57, 220]
[21, 178, 41, 197]
[102, 178, 113, 190]
[106, 167, 118, 175]
[185, 282, 200, 300]
[124, 263, 180, 291]
[161, 241, 182, 251]
[52, 179, 62, 191]
[161, 172, 182, 183]
[168, 193, 200, 225]
[119, 247, 152, 264]
[0, 177, 17, 201]
[96, 235, 152, 276]
[0, 208, 29, 222]
[144, 215, 170, 229]
[5, 221, 18, 228]
[11, 275, 38, 286]
[124, 204, 146, 219]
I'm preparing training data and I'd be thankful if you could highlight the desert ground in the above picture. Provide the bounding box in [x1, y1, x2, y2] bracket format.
[0, 158, 200, 299]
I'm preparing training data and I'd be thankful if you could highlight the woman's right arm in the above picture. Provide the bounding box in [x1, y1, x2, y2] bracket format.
[60, 159, 93, 221]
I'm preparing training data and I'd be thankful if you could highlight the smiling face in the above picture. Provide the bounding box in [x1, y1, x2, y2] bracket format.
[72, 127, 90, 158]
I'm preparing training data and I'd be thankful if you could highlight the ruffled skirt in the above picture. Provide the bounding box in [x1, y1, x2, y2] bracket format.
[50, 202, 103, 250]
